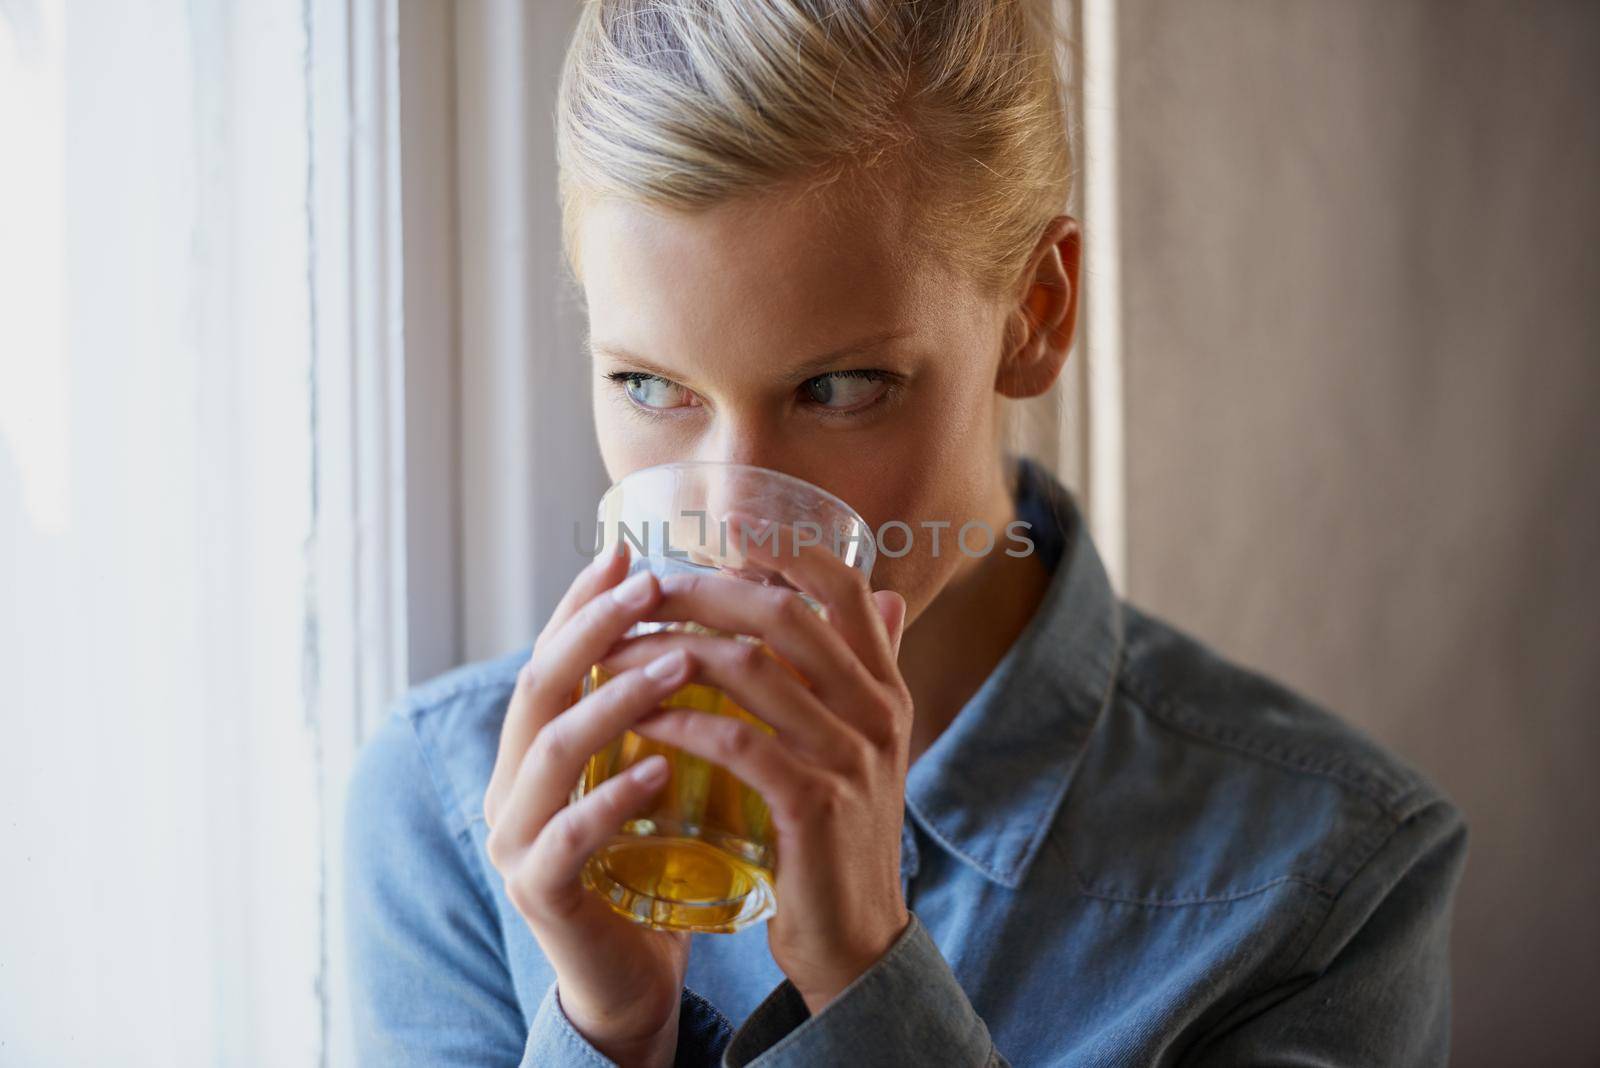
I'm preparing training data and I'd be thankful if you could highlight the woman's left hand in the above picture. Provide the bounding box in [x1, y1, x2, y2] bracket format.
[595, 514, 912, 1016]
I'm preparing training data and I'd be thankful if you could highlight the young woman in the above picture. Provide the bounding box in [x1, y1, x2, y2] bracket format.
[346, 2, 1467, 1065]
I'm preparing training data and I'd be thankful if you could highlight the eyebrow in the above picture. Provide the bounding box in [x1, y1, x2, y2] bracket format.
[587, 329, 912, 384]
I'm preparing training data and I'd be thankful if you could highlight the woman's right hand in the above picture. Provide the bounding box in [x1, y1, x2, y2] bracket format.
[482, 544, 697, 1068]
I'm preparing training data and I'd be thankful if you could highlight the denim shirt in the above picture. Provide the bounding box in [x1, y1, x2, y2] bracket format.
[345, 455, 1468, 1067]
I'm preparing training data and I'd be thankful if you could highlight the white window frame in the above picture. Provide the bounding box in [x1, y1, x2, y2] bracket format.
[305, 1, 462, 1063]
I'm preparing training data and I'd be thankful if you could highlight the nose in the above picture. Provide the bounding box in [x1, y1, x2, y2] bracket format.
[692, 425, 802, 540]
[694, 421, 786, 472]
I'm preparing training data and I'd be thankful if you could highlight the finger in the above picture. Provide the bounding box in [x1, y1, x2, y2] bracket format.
[504, 752, 672, 922]
[725, 510, 897, 686]
[486, 544, 630, 824]
[630, 706, 816, 829]
[873, 588, 908, 662]
[486, 659, 548, 828]
[488, 649, 695, 857]
[538, 539, 631, 653]
[646, 569, 883, 713]
[486, 565, 665, 823]
[596, 630, 862, 764]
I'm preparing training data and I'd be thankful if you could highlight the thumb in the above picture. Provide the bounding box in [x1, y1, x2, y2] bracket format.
[871, 589, 908, 662]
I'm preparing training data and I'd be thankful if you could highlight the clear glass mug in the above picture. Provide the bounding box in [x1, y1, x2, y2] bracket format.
[570, 461, 877, 934]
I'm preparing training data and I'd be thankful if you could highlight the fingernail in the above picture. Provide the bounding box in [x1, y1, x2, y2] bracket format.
[644, 649, 687, 680]
[589, 538, 625, 571]
[633, 755, 669, 784]
[735, 513, 772, 535]
[613, 570, 654, 608]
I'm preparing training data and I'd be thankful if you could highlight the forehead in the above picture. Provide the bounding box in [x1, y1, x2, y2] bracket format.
[576, 184, 953, 359]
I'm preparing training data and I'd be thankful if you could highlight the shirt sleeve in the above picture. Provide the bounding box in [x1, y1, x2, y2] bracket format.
[345, 710, 736, 1067]
[526, 978, 737, 1067]
[720, 910, 1008, 1067]
[1181, 797, 1470, 1067]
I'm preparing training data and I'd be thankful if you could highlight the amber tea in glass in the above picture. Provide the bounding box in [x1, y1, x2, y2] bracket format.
[571, 461, 876, 934]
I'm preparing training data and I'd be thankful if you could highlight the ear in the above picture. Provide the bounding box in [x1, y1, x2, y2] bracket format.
[996, 215, 1082, 399]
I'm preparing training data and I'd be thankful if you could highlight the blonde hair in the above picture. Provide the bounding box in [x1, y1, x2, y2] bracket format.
[557, 0, 1076, 295]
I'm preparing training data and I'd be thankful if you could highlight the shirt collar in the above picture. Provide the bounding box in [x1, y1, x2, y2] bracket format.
[903, 453, 1126, 889]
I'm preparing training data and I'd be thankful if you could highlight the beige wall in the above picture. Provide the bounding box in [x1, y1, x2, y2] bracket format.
[1115, 2, 1600, 1062]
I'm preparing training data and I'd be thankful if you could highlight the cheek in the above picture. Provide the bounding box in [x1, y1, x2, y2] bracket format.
[591, 385, 627, 471]
[591, 386, 667, 480]
[837, 454, 990, 615]
[826, 366, 1008, 611]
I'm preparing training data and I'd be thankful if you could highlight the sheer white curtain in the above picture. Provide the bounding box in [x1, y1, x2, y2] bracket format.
[1, 2, 320, 1062]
